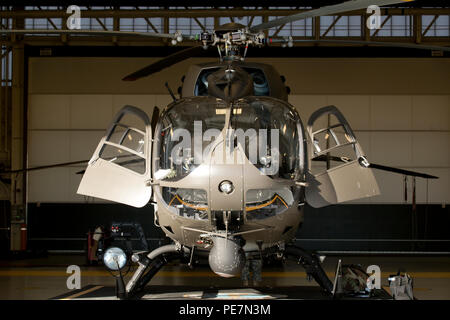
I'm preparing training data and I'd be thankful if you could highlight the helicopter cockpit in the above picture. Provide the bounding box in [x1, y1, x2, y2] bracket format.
[153, 96, 305, 222]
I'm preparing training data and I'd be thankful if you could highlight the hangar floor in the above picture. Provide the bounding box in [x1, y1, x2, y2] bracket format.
[0, 254, 449, 300]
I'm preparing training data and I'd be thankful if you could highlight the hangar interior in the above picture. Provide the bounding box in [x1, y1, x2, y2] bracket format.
[0, 2, 450, 300]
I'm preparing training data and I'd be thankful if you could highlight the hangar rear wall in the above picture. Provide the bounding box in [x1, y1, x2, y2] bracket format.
[25, 56, 450, 252]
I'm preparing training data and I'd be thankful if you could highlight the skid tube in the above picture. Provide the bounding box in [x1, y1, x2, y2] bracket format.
[121, 244, 190, 299]
[284, 245, 334, 294]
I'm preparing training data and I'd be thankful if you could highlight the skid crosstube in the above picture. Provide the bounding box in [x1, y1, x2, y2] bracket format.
[123, 244, 189, 299]
[284, 245, 333, 294]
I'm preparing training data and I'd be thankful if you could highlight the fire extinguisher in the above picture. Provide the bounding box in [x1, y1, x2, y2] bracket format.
[20, 223, 27, 251]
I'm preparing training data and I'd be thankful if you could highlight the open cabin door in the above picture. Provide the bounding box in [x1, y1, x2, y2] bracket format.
[77, 106, 152, 208]
[305, 106, 379, 208]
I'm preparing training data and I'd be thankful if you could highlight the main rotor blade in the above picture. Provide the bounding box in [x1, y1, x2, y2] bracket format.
[1, 160, 90, 174]
[249, 0, 415, 33]
[0, 29, 182, 39]
[312, 155, 438, 179]
[122, 45, 206, 81]
[1, 155, 138, 174]
[368, 163, 439, 179]
[274, 39, 450, 52]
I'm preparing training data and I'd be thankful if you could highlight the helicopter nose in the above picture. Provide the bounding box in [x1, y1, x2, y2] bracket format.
[208, 141, 244, 212]
[209, 165, 243, 212]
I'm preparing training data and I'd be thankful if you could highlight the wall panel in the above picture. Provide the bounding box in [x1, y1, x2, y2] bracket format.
[412, 95, 450, 131]
[29, 95, 70, 130]
[370, 95, 412, 130]
[69, 95, 114, 129]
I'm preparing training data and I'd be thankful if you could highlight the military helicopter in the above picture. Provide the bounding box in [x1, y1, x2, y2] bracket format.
[1, 0, 446, 299]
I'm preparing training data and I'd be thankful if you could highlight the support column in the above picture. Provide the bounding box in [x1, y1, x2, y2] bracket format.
[314, 16, 321, 40]
[10, 43, 26, 251]
[413, 14, 422, 44]
[112, 6, 120, 45]
[363, 13, 371, 42]
[163, 9, 169, 45]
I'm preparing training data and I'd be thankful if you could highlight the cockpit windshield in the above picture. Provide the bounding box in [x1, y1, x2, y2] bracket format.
[154, 95, 305, 184]
[154, 96, 305, 221]
[230, 97, 305, 180]
[154, 97, 227, 181]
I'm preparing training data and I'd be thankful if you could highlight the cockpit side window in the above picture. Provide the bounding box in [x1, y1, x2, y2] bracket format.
[99, 113, 147, 175]
[194, 68, 220, 96]
[242, 68, 270, 96]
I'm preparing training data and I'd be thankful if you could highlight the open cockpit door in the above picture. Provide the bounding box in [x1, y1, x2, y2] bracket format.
[305, 105, 379, 208]
[77, 106, 152, 208]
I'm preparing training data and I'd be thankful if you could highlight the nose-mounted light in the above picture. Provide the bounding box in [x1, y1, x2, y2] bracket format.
[219, 180, 234, 194]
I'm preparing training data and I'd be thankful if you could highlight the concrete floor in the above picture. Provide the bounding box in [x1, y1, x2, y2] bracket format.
[0, 254, 449, 300]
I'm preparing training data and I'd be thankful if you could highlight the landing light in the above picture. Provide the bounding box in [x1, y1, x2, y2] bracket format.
[219, 180, 234, 194]
[131, 253, 140, 263]
[103, 247, 127, 271]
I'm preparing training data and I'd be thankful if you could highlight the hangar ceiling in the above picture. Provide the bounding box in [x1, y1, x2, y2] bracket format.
[0, 4, 449, 47]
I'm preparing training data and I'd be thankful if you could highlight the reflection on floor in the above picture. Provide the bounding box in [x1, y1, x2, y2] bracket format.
[0, 254, 449, 300]
[52, 284, 394, 300]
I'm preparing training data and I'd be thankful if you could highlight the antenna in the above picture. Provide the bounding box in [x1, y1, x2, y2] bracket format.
[165, 82, 177, 102]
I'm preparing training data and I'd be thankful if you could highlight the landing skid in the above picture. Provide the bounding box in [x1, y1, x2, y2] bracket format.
[113, 243, 387, 300]
[284, 245, 334, 294]
[122, 244, 190, 299]
[119, 243, 335, 299]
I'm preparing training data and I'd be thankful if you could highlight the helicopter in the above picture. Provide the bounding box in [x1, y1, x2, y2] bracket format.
[1, 0, 446, 299]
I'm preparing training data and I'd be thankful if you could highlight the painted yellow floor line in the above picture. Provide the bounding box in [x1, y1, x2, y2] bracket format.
[1, 270, 450, 278]
[60, 286, 104, 300]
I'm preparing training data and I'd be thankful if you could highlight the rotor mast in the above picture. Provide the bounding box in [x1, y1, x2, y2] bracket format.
[198, 23, 267, 62]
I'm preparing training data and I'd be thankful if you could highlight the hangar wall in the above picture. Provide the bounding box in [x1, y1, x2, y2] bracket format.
[25, 56, 450, 252]
[27, 57, 450, 204]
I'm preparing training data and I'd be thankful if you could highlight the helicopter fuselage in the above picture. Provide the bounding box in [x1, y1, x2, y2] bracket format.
[151, 61, 307, 276]
[77, 59, 380, 278]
